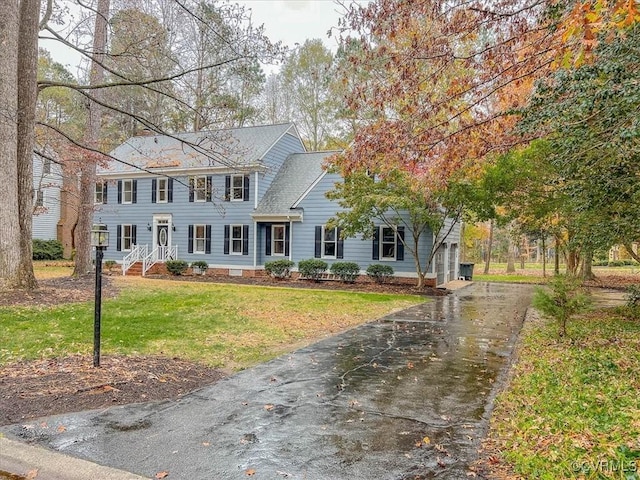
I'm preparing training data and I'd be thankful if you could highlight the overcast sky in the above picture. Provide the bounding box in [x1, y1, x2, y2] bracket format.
[41, 0, 353, 74]
[239, 0, 347, 51]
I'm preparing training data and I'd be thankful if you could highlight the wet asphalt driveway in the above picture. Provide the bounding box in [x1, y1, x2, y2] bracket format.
[3, 282, 533, 479]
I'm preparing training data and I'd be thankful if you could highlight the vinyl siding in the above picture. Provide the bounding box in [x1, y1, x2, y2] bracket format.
[290, 173, 436, 277]
[32, 156, 62, 241]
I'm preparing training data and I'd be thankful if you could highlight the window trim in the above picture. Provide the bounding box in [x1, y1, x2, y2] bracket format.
[34, 189, 44, 207]
[193, 224, 206, 254]
[271, 225, 286, 256]
[121, 224, 134, 252]
[321, 226, 338, 259]
[230, 224, 244, 255]
[380, 226, 397, 261]
[230, 174, 244, 201]
[122, 179, 133, 204]
[194, 176, 207, 202]
[94, 182, 106, 204]
[157, 178, 168, 204]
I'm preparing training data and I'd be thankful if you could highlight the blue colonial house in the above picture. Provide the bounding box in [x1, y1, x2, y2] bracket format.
[94, 123, 460, 285]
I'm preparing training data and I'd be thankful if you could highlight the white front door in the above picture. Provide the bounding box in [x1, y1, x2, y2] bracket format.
[153, 215, 172, 260]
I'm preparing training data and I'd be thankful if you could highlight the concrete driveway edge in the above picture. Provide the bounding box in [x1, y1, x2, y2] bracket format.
[0, 436, 150, 480]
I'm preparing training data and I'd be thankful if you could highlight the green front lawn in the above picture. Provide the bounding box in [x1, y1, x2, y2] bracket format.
[488, 310, 640, 479]
[0, 277, 422, 371]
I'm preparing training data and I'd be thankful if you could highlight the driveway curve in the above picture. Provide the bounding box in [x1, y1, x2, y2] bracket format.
[3, 282, 533, 480]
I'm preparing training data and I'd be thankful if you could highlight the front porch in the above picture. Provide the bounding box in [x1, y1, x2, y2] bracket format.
[121, 244, 178, 276]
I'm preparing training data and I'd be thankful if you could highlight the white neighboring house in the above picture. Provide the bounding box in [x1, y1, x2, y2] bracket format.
[32, 154, 63, 241]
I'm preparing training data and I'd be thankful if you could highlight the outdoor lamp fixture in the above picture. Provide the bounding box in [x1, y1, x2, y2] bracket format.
[172, 225, 176, 231]
[91, 224, 109, 367]
[147, 223, 152, 231]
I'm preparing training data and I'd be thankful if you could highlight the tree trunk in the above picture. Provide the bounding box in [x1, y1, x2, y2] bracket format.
[624, 242, 640, 263]
[541, 236, 547, 277]
[16, 0, 40, 290]
[73, 0, 110, 276]
[580, 249, 596, 281]
[483, 219, 493, 274]
[0, 0, 22, 289]
[506, 240, 516, 273]
[554, 234, 561, 275]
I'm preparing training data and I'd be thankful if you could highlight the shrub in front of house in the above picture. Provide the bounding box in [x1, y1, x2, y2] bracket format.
[264, 259, 295, 279]
[104, 260, 117, 271]
[32, 239, 64, 260]
[298, 259, 328, 281]
[366, 264, 394, 284]
[190, 260, 209, 275]
[330, 262, 360, 283]
[166, 260, 189, 276]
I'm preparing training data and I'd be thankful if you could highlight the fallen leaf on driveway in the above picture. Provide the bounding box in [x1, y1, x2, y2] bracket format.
[56, 425, 66, 433]
[246, 468, 256, 476]
[155, 471, 169, 478]
[264, 404, 274, 411]
[26, 469, 39, 479]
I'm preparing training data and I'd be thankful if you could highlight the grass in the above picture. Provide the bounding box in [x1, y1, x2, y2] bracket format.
[0, 276, 422, 371]
[489, 309, 640, 479]
[472, 262, 639, 284]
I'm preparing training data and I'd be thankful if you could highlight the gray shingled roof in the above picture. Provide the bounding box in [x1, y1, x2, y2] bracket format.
[99, 123, 297, 174]
[254, 151, 339, 217]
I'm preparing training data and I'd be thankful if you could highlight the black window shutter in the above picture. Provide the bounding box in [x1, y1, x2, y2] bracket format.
[102, 183, 108, 204]
[372, 227, 380, 260]
[168, 178, 173, 203]
[132, 180, 137, 204]
[206, 175, 213, 202]
[242, 225, 249, 255]
[397, 227, 405, 261]
[132, 224, 137, 245]
[243, 176, 249, 201]
[151, 179, 157, 203]
[117, 180, 122, 204]
[205, 225, 212, 254]
[188, 177, 194, 202]
[223, 225, 230, 254]
[117, 224, 122, 251]
[285, 225, 290, 257]
[188, 225, 194, 253]
[224, 176, 231, 201]
[314, 226, 322, 258]
[265, 225, 271, 256]
[337, 228, 344, 259]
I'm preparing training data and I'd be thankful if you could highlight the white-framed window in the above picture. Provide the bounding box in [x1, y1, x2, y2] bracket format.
[380, 226, 396, 260]
[194, 224, 206, 254]
[193, 176, 208, 202]
[157, 178, 168, 203]
[231, 174, 245, 201]
[122, 224, 134, 251]
[231, 225, 244, 254]
[272, 225, 285, 256]
[94, 182, 106, 204]
[322, 227, 338, 259]
[34, 189, 44, 207]
[43, 158, 51, 175]
[122, 179, 133, 204]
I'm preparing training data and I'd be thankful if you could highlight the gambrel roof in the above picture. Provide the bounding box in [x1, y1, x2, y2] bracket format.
[253, 151, 338, 220]
[99, 123, 300, 175]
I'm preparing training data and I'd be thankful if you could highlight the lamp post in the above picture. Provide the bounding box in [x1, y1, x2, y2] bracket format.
[91, 224, 109, 367]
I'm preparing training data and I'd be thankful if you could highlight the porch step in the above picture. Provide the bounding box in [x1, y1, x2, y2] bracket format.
[124, 261, 143, 276]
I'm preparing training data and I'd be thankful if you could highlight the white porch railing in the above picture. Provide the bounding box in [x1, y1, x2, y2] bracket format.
[142, 245, 178, 276]
[122, 244, 147, 275]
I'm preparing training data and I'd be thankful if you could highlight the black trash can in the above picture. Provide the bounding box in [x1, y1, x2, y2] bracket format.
[459, 262, 475, 281]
